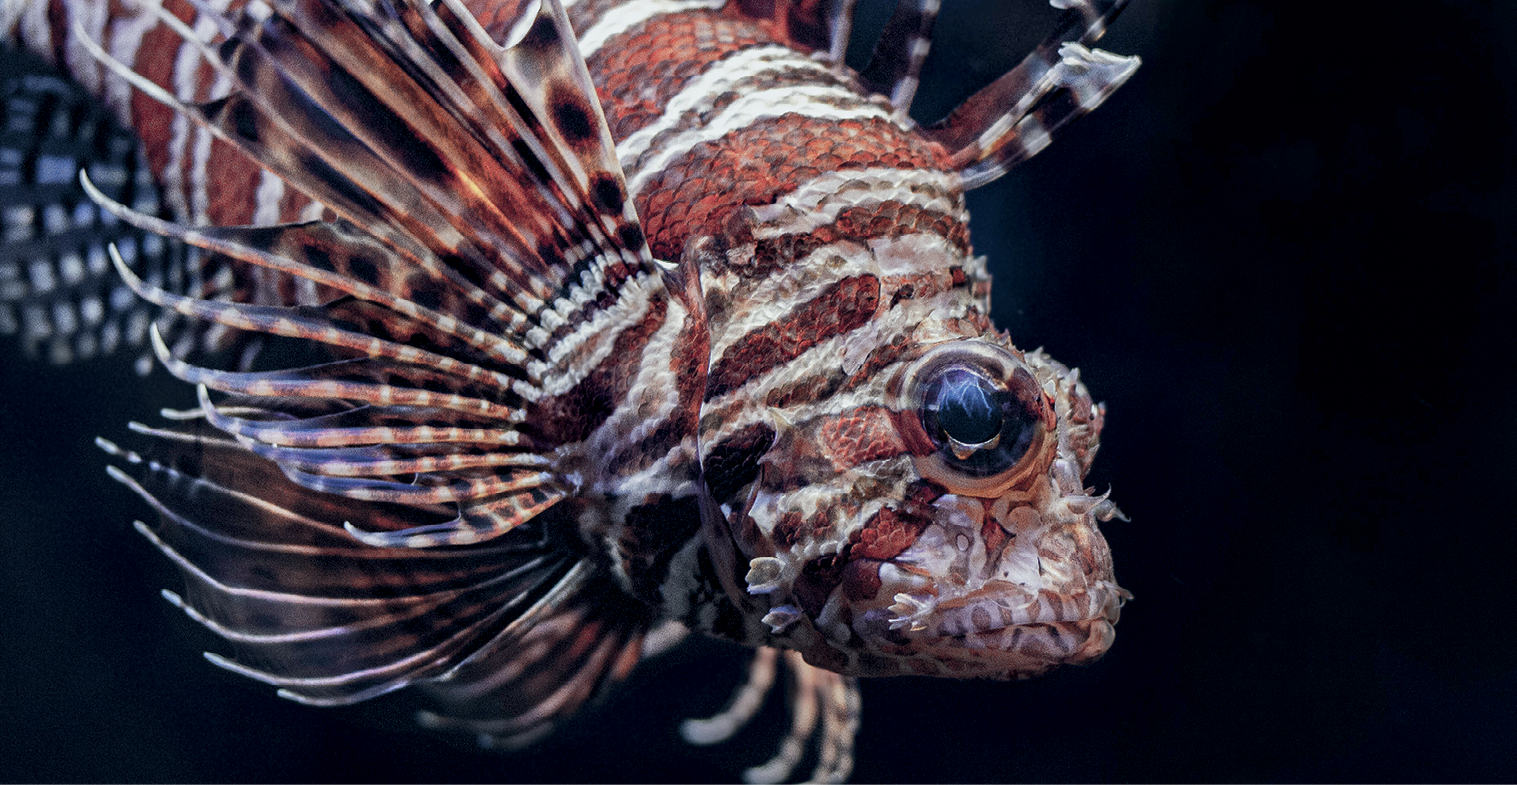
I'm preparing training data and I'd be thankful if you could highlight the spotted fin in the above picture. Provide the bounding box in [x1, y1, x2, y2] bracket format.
[0, 42, 177, 369]
[923, 0, 1140, 189]
[74, 0, 676, 546]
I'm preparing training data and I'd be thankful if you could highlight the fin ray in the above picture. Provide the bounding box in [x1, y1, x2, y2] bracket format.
[922, 0, 1139, 189]
[857, 0, 941, 117]
[106, 419, 583, 707]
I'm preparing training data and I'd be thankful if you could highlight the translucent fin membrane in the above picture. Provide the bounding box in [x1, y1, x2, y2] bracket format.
[100, 421, 583, 707]
[416, 564, 655, 749]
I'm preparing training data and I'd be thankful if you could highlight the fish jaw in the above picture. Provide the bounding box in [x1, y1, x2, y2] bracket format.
[844, 487, 1128, 678]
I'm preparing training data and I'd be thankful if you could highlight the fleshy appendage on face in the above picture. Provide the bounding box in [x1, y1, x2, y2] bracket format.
[739, 335, 1128, 679]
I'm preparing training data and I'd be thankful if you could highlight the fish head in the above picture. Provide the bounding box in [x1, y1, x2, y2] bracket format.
[732, 331, 1127, 679]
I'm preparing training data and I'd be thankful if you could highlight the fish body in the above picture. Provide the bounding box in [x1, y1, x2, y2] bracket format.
[1, 0, 1137, 779]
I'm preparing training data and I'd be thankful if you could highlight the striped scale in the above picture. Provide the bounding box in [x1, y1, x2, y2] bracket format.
[1, 0, 1139, 780]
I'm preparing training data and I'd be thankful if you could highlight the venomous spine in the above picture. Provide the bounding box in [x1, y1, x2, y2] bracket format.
[0, 0, 1138, 779]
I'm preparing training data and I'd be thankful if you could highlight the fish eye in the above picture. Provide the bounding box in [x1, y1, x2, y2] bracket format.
[919, 366, 1035, 476]
[896, 342, 1054, 495]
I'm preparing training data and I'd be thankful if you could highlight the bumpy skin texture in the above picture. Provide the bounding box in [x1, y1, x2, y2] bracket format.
[551, 2, 1127, 679]
[574, 5, 951, 260]
[4, 0, 1134, 768]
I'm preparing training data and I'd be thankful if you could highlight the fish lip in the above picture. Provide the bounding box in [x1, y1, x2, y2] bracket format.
[880, 500, 1126, 638]
[857, 611, 1121, 677]
[915, 579, 1127, 638]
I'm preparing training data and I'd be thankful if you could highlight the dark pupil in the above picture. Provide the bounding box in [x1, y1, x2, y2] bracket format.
[935, 370, 1002, 444]
[919, 366, 1038, 477]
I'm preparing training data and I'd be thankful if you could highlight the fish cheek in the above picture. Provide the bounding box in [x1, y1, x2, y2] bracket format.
[839, 558, 914, 649]
[702, 422, 775, 504]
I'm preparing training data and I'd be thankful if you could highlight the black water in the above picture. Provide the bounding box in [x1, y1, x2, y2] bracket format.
[3, 0, 1514, 781]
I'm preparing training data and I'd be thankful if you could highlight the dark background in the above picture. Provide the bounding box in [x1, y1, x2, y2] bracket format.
[3, 0, 1514, 781]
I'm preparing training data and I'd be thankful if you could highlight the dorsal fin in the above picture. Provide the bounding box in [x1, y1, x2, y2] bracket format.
[922, 0, 1140, 189]
[856, 0, 941, 118]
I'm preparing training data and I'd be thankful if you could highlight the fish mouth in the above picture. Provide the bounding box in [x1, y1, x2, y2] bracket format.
[858, 580, 1128, 677]
[853, 490, 1129, 675]
[912, 579, 1129, 636]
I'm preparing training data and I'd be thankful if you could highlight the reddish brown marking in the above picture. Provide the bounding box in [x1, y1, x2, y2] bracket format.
[706, 274, 879, 398]
[776, 0, 831, 53]
[907, 482, 944, 509]
[636, 114, 949, 261]
[841, 557, 884, 602]
[743, 202, 968, 276]
[851, 506, 927, 561]
[604, 300, 710, 475]
[827, 203, 969, 250]
[771, 510, 810, 549]
[460, 0, 537, 41]
[890, 405, 936, 458]
[755, 330, 911, 420]
[44, 0, 64, 60]
[206, 139, 262, 225]
[982, 517, 1009, 562]
[732, 0, 776, 19]
[703, 422, 776, 502]
[102, 0, 275, 229]
[548, 85, 600, 151]
[671, 307, 710, 408]
[764, 370, 841, 409]
[793, 554, 844, 617]
[278, 187, 316, 223]
[845, 332, 913, 389]
[586, 10, 773, 142]
[819, 405, 906, 470]
[528, 296, 667, 445]
[737, 512, 767, 555]
[126, 0, 190, 194]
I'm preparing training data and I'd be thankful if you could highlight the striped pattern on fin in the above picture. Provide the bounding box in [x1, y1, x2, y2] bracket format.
[680, 648, 860, 784]
[416, 566, 655, 749]
[856, 0, 941, 117]
[71, 0, 675, 545]
[922, 0, 1139, 189]
[77, 0, 656, 333]
[100, 420, 586, 708]
[85, 176, 567, 545]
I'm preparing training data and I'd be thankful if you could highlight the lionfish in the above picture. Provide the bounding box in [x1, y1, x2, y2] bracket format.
[0, 0, 1136, 779]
